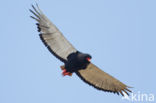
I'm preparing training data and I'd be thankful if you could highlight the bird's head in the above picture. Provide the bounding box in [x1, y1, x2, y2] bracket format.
[85, 54, 92, 62]
[76, 51, 92, 63]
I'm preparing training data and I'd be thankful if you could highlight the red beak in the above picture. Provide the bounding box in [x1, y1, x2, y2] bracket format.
[86, 57, 91, 61]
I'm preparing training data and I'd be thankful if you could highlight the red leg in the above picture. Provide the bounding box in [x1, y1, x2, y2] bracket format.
[60, 65, 72, 76]
[62, 69, 72, 76]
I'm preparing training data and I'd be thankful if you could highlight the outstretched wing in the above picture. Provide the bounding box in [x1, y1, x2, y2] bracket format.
[76, 63, 132, 96]
[30, 4, 77, 63]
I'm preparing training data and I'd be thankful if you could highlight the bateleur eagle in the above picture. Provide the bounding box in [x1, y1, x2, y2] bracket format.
[30, 4, 132, 96]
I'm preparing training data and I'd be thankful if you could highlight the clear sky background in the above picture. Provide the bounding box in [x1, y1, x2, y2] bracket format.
[0, 0, 156, 103]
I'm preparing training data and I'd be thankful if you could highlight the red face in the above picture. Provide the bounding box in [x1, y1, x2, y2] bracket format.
[86, 57, 91, 62]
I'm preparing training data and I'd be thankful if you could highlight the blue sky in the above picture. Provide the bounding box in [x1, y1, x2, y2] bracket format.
[0, 0, 156, 103]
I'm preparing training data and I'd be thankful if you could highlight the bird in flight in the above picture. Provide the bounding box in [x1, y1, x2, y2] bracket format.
[30, 4, 132, 96]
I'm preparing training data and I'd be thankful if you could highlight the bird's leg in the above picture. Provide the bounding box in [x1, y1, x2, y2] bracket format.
[60, 65, 72, 76]
[62, 69, 72, 76]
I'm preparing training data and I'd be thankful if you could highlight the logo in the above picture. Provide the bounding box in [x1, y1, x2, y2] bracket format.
[122, 91, 154, 102]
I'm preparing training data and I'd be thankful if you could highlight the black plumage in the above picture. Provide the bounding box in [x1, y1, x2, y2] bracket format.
[65, 51, 91, 73]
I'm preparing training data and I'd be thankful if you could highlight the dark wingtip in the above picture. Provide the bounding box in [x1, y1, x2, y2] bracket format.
[125, 86, 132, 92]
[36, 23, 41, 32]
[29, 9, 33, 14]
[31, 4, 35, 10]
[29, 9, 32, 12]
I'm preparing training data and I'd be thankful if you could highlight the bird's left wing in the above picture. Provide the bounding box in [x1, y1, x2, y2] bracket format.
[30, 4, 77, 63]
[76, 63, 132, 96]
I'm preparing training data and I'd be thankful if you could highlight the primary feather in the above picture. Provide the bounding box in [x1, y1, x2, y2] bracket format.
[30, 4, 77, 63]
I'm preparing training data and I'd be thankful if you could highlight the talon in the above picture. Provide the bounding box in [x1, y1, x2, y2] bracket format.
[62, 69, 72, 76]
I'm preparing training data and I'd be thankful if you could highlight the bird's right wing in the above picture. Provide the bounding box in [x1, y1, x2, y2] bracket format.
[76, 63, 132, 96]
[30, 4, 77, 63]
